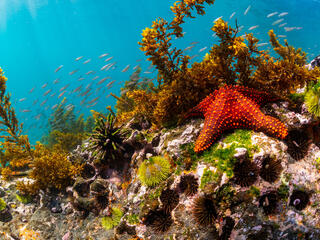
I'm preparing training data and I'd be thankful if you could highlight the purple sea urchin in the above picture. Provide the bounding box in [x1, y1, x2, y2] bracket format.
[286, 129, 311, 161]
[160, 188, 179, 213]
[233, 160, 258, 187]
[259, 156, 282, 183]
[179, 174, 198, 196]
[259, 191, 278, 215]
[289, 190, 310, 210]
[192, 194, 217, 226]
[143, 209, 173, 232]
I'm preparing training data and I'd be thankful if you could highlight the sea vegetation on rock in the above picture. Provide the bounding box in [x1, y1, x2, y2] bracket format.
[305, 80, 320, 117]
[0, 68, 33, 179]
[101, 207, 124, 230]
[114, 0, 320, 129]
[16, 144, 82, 195]
[138, 156, 172, 187]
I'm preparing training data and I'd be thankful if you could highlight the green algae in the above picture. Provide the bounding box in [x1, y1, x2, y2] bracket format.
[101, 207, 123, 230]
[200, 167, 219, 189]
[16, 194, 32, 204]
[0, 198, 6, 211]
[180, 129, 259, 177]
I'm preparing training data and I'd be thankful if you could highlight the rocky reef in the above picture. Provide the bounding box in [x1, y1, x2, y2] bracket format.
[2, 0, 320, 239]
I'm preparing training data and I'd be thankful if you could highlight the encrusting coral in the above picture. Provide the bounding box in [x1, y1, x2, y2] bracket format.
[184, 85, 288, 152]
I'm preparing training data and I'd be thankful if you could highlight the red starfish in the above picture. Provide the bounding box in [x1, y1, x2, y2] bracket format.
[185, 85, 288, 153]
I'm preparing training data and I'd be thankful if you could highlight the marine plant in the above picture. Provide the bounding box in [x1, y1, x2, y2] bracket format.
[87, 112, 128, 166]
[0, 68, 33, 178]
[200, 167, 218, 189]
[138, 156, 171, 187]
[192, 194, 217, 226]
[16, 194, 32, 204]
[178, 174, 198, 196]
[16, 144, 82, 195]
[101, 207, 123, 230]
[0, 198, 6, 211]
[115, 0, 320, 128]
[143, 208, 173, 233]
[304, 80, 320, 117]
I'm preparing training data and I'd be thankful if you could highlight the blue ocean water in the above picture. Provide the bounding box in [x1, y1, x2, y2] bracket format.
[0, 0, 319, 144]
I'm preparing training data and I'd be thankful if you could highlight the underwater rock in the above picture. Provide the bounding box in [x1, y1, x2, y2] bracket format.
[0, 187, 5, 197]
[49, 196, 62, 213]
[81, 163, 97, 180]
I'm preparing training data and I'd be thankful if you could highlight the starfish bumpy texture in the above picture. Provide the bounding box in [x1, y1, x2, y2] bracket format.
[185, 85, 288, 153]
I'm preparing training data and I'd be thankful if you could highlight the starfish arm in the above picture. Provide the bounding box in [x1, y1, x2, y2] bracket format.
[235, 85, 280, 105]
[184, 89, 221, 119]
[240, 99, 288, 139]
[194, 95, 227, 152]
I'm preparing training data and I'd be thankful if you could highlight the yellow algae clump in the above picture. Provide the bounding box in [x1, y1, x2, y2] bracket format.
[16, 144, 82, 195]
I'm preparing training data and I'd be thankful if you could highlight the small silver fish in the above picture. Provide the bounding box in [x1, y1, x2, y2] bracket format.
[81, 88, 91, 97]
[105, 57, 113, 62]
[19, 98, 27, 102]
[214, 16, 222, 22]
[144, 71, 152, 74]
[78, 77, 85, 81]
[97, 77, 110, 85]
[267, 12, 278, 18]
[58, 91, 66, 98]
[278, 12, 288, 17]
[87, 97, 99, 104]
[184, 45, 195, 52]
[52, 104, 58, 110]
[278, 35, 287, 38]
[244, 5, 251, 15]
[133, 64, 140, 70]
[50, 93, 56, 97]
[86, 71, 95, 75]
[69, 69, 79, 75]
[73, 85, 82, 93]
[92, 76, 99, 80]
[41, 83, 48, 88]
[43, 89, 52, 96]
[21, 109, 31, 113]
[229, 12, 236, 19]
[121, 64, 130, 72]
[40, 99, 47, 106]
[248, 25, 259, 30]
[272, 18, 284, 25]
[75, 56, 83, 61]
[55, 65, 63, 73]
[99, 53, 109, 58]
[256, 42, 268, 47]
[279, 23, 287, 27]
[101, 64, 110, 71]
[106, 80, 115, 89]
[284, 27, 295, 32]
[59, 84, 69, 92]
[53, 78, 60, 84]
[83, 59, 91, 64]
[29, 87, 35, 93]
[190, 41, 199, 45]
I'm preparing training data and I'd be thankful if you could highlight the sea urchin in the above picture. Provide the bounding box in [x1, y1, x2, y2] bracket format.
[233, 160, 258, 187]
[192, 194, 217, 226]
[179, 174, 198, 196]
